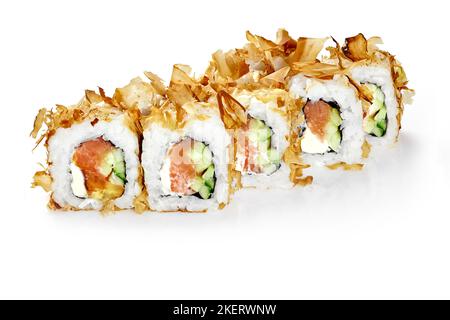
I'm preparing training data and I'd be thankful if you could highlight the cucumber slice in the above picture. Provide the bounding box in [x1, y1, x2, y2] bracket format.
[372, 126, 384, 137]
[205, 178, 215, 190]
[363, 118, 376, 134]
[325, 122, 340, 149]
[257, 126, 272, 142]
[330, 108, 343, 126]
[202, 165, 215, 180]
[190, 141, 205, 165]
[195, 163, 209, 174]
[112, 149, 126, 181]
[202, 147, 212, 166]
[268, 148, 281, 164]
[328, 131, 341, 152]
[195, 145, 212, 173]
[257, 139, 271, 151]
[366, 83, 385, 103]
[190, 176, 204, 193]
[109, 173, 125, 186]
[326, 122, 339, 136]
[113, 169, 126, 182]
[377, 119, 387, 131]
[372, 88, 385, 104]
[374, 107, 387, 122]
[365, 83, 377, 93]
[199, 185, 211, 200]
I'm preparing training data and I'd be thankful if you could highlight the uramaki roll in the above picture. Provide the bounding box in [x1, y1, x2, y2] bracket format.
[339, 34, 413, 152]
[289, 74, 365, 166]
[141, 65, 232, 212]
[31, 90, 143, 211]
[228, 88, 293, 188]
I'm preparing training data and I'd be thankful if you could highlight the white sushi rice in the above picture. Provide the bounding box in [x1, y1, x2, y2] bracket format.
[141, 102, 231, 212]
[233, 89, 291, 189]
[48, 115, 141, 210]
[349, 63, 399, 151]
[289, 74, 365, 165]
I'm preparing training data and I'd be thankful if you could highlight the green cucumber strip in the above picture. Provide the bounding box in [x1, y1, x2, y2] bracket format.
[330, 108, 343, 126]
[190, 177, 204, 193]
[364, 83, 387, 138]
[326, 122, 339, 136]
[363, 118, 376, 134]
[199, 185, 211, 200]
[268, 148, 281, 164]
[195, 145, 212, 173]
[374, 107, 387, 122]
[193, 141, 206, 153]
[328, 131, 341, 152]
[113, 169, 126, 182]
[372, 126, 384, 137]
[195, 163, 209, 173]
[205, 178, 215, 190]
[113, 151, 125, 174]
[202, 165, 215, 180]
[257, 139, 271, 152]
[377, 119, 387, 131]
[190, 141, 205, 165]
[202, 146, 212, 167]
[373, 89, 385, 104]
[257, 127, 272, 141]
[366, 83, 385, 103]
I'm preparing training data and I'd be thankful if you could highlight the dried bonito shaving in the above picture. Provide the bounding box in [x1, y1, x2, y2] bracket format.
[113, 77, 164, 115]
[31, 89, 140, 149]
[142, 64, 217, 130]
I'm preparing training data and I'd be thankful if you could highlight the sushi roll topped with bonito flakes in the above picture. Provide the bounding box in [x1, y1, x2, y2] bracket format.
[288, 74, 365, 167]
[141, 65, 233, 212]
[31, 89, 145, 212]
[31, 29, 413, 213]
[226, 88, 294, 189]
[337, 34, 414, 153]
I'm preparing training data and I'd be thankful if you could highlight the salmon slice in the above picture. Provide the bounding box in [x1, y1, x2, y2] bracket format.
[72, 137, 124, 200]
[303, 100, 332, 141]
[168, 139, 196, 195]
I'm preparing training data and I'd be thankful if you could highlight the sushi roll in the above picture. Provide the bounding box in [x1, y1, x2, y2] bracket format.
[204, 30, 340, 183]
[288, 74, 365, 167]
[141, 66, 232, 212]
[31, 89, 143, 211]
[142, 102, 231, 212]
[227, 88, 292, 188]
[340, 34, 413, 152]
[30, 29, 413, 214]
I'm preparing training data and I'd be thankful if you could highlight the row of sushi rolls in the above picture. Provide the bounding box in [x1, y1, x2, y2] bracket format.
[31, 30, 413, 213]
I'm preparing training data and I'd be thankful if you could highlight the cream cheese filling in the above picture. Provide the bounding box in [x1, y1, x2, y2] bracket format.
[301, 127, 330, 154]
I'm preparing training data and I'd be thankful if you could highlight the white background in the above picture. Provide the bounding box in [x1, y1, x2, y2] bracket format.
[0, 0, 449, 299]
